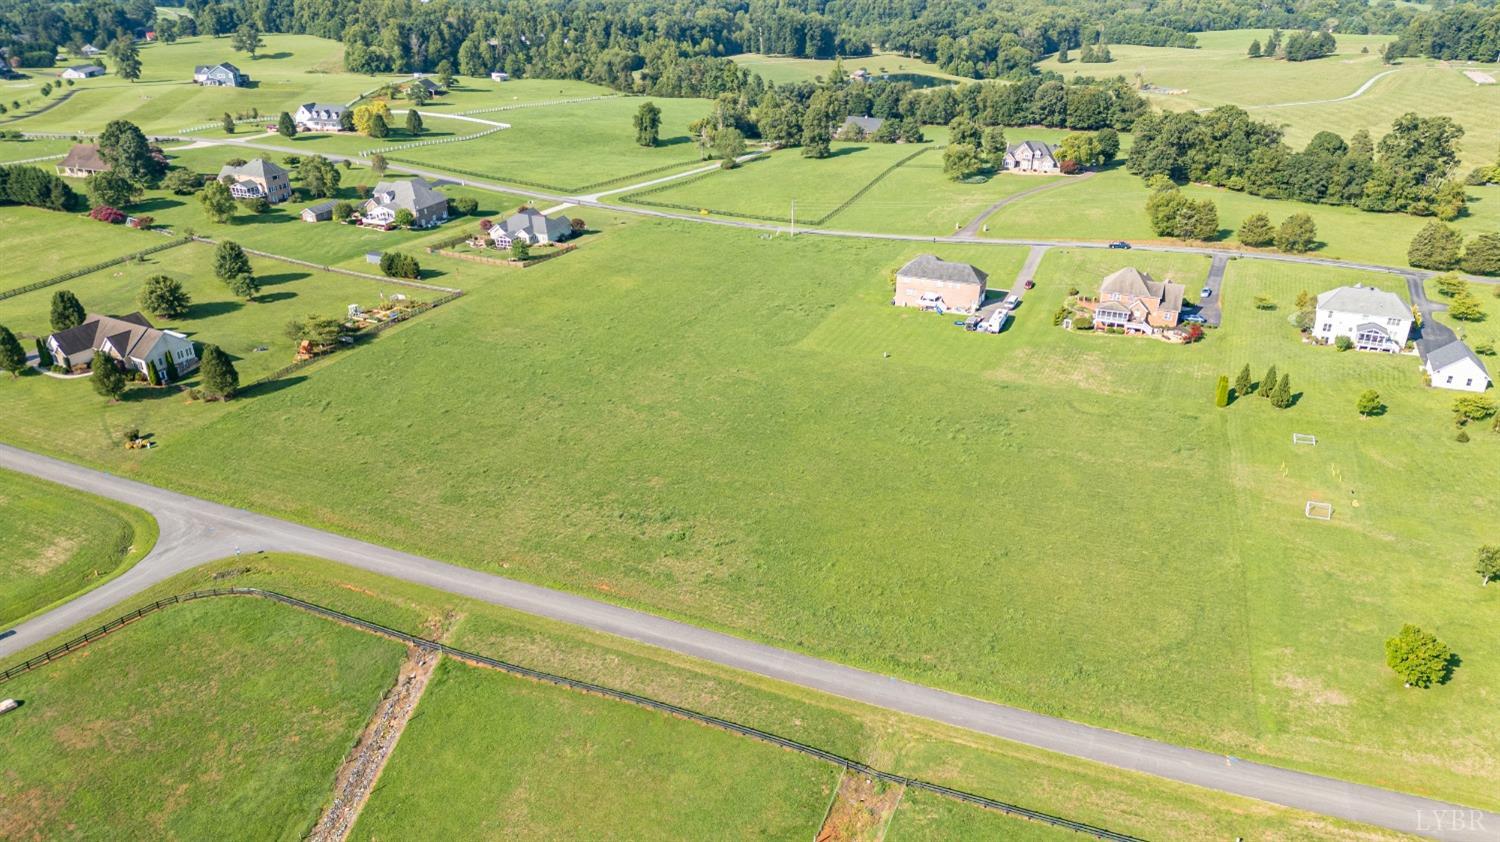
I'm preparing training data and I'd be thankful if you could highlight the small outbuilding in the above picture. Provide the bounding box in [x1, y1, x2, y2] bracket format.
[892, 254, 988, 315]
[1425, 340, 1492, 392]
[56, 143, 110, 178]
[61, 64, 104, 79]
[301, 200, 337, 222]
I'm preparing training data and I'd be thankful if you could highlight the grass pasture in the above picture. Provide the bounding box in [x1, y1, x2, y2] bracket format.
[1038, 29, 1500, 166]
[0, 207, 167, 291]
[36, 219, 1485, 809]
[0, 596, 404, 840]
[384, 95, 714, 192]
[2, 35, 399, 136]
[4, 552, 1411, 842]
[0, 469, 156, 628]
[732, 51, 961, 86]
[350, 657, 836, 840]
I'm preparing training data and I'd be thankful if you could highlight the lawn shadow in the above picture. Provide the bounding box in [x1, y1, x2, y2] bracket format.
[240, 374, 306, 398]
[122, 384, 181, 402]
[258, 290, 297, 303]
[657, 135, 694, 148]
[184, 300, 243, 319]
[257, 271, 311, 287]
[257, 52, 293, 61]
[134, 197, 186, 213]
[828, 145, 869, 159]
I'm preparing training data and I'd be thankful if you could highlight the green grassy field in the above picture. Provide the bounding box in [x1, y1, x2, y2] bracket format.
[732, 51, 961, 86]
[1, 553, 1411, 841]
[0, 218, 1478, 808]
[0, 469, 156, 627]
[351, 658, 835, 840]
[0, 240, 421, 382]
[0, 35, 402, 135]
[0, 137, 76, 165]
[0, 596, 404, 840]
[1038, 29, 1500, 166]
[885, 791, 1077, 841]
[0, 207, 167, 291]
[385, 96, 714, 192]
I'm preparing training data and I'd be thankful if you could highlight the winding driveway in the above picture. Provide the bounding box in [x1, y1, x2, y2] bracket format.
[1194, 68, 1403, 113]
[0, 443, 1496, 841]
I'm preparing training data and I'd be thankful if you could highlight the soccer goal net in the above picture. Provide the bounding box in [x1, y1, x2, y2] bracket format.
[1292, 433, 1317, 445]
[1305, 501, 1333, 520]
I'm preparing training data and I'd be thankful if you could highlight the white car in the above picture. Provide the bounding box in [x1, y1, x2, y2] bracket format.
[1003, 294, 1021, 309]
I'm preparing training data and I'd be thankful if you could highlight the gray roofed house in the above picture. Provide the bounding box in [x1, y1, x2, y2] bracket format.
[1313, 284, 1412, 352]
[194, 62, 247, 87]
[56, 143, 110, 178]
[1003, 140, 1060, 173]
[294, 102, 349, 132]
[362, 178, 449, 228]
[490, 207, 573, 248]
[840, 115, 884, 138]
[892, 254, 989, 314]
[45, 312, 198, 379]
[1092, 267, 1185, 331]
[1424, 339, 1492, 392]
[301, 200, 338, 222]
[406, 76, 445, 94]
[218, 158, 292, 203]
[61, 64, 104, 79]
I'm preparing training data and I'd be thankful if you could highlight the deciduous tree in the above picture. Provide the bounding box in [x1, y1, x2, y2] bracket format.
[633, 101, 661, 147]
[1357, 389, 1383, 416]
[1385, 624, 1452, 687]
[1408, 222, 1463, 270]
[139, 275, 191, 318]
[1475, 545, 1500, 586]
[1275, 213, 1317, 253]
[199, 179, 235, 222]
[231, 23, 262, 58]
[1236, 213, 1275, 247]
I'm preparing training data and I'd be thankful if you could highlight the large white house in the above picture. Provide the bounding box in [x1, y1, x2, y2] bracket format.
[293, 103, 348, 132]
[45, 313, 197, 380]
[1313, 285, 1412, 352]
[1424, 340, 1491, 392]
[1002, 140, 1060, 173]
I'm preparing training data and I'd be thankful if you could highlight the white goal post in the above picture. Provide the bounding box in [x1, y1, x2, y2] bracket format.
[1305, 501, 1333, 520]
[1292, 433, 1317, 445]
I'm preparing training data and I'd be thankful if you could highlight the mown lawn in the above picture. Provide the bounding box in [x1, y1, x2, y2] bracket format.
[10, 219, 1475, 809]
[350, 657, 835, 840]
[1038, 30, 1500, 166]
[981, 163, 1500, 268]
[885, 791, 1079, 841]
[386, 95, 713, 192]
[625, 140, 936, 223]
[3, 35, 403, 135]
[0, 207, 167, 291]
[0, 596, 404, 840]
[0, 240, 422, 383]
[0, 468, 156, 628]
[732, 50, 961, 86]
[0, 137, 76, 165]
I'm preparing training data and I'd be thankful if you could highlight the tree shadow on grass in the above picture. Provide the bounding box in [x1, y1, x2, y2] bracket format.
[239, 374, 306, 398]
[827, 145, 870, 158]
[257, 290, 297, 303]
[133, 197, 185, 213]
[657, 135, 694, 148]
[184, 300, 243, 319]
[122, 384, 181, 402]
[257, 271, 310, 287]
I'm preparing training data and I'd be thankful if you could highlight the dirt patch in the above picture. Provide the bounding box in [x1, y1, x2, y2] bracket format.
[21, 534, 82, 575]
[815, 770, 904, 842]
[1463, 70, 1496, 85]
[306, 644, 440, 842]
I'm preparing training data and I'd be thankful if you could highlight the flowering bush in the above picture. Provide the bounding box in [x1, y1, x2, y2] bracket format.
[89, 205, 126, 224]
[478, 218, 494, 231]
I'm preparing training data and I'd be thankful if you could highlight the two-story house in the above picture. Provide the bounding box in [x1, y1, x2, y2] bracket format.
[892, 254, 988, 314]
[1090, 267, 1185, 333]
[293, 103, 349, 132]
[361, 178, 449, 229]
[194, 62, 248, 87]
[1002, 141, 1060, 173]
[217, 158, 292, 204]
[1314, 284, 1412, 352]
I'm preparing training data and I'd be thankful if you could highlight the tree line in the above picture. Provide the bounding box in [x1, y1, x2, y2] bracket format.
[1128, 107, 1468, 219]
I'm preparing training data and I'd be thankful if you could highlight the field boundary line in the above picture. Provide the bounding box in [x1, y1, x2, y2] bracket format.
[0, 587, 1145, 842]
[0, 235, 192, 302]
[384, 154, 706, 196]
[182, 236, 461, 293]
[621, 146, 935, 226]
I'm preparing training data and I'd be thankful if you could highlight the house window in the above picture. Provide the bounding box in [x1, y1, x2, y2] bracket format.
[1321, 324, 1331, 332]
[1445, 376, 1453, 383]
[1388, 318, 1401, 326]
[1466, 379, 1473, 386]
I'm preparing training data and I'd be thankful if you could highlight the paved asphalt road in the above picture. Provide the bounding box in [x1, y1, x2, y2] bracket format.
[1405, 272, 1459, 358]
[2, 444, 1496, 841]
[1197, 253, 1229, 327]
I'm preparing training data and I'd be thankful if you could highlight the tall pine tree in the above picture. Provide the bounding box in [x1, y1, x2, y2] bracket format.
[1234, 364, 1253, 398]
[199, 344, 239, 399]
[91, 351, 126, 401]
[1259, 364, 1278, 397]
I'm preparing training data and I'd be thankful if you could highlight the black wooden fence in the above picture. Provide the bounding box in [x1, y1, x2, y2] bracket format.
[0, 587, 1144, 842]
[0, 236, 192, 302]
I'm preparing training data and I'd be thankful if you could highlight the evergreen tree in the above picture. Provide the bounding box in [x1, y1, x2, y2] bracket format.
[1259, 364, 1278, 397]
[1248, 39, 1262, 58]
[1275, 214, 1318, 253]
[1459, 233, 1500, 276]
[1214, 375, 1230, 407]
[1236, 213, 1275, 246]
[1357, 389, 1383, 417]
[1234, 364, 1252, 398]
[1271, 373, 1293, 408]
[198, 344, 239, 399]
[214, 241, 257, 298]
[90, 351, 125, 401]
[145, 358, 161, 386]
[163, 353, 180, 384]
[277, 111, 297, 138]
[0, 324, 25, 377]
[110, 36, 141, 81]
[139, 274, 191, 318]
[222, 112, 235, 133]
[339, 109, 356, 132]
[406, 109, 424, 135]
[50, 290, 86, 332]
[34, 337, 54, 369]
[369, 113, 389, 138]
[1408, 221, 1463, 270]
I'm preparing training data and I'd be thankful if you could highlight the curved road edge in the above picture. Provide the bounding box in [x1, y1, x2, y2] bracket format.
[0, 443, 1495, 841]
